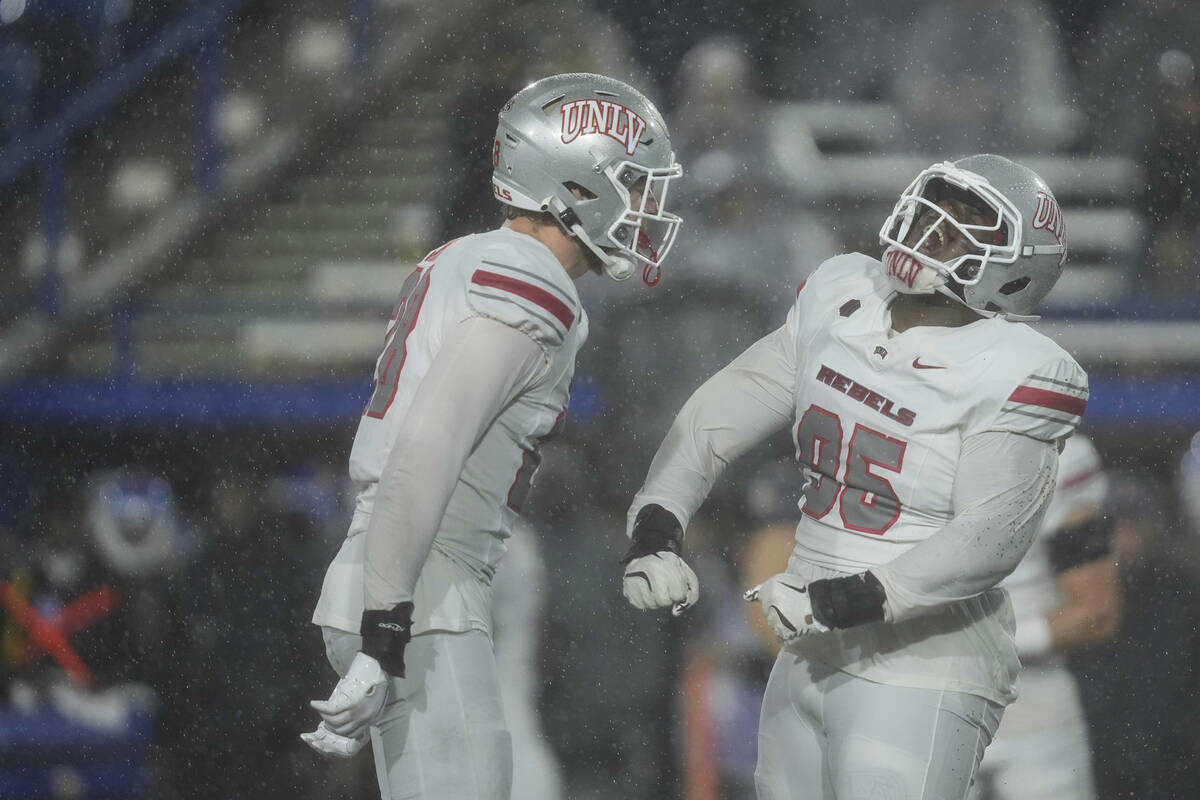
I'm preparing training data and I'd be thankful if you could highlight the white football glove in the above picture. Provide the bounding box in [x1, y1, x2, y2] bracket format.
[307, 651, 389, 743]
[622, 551, 700, 615]
[300, 721, 369, 759]
[745, 572, 831, 642]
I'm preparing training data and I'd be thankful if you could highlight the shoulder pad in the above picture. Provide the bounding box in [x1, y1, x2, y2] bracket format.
[464, 237, 580, 348]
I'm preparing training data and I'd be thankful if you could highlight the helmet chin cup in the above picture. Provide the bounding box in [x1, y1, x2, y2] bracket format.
[603, 252, 636, 281]
[880, 245, 947, 295]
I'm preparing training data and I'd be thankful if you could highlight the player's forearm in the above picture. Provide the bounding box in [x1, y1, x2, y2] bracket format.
[873, 431, 1059, 622]
[628, 326, 796, 533]
[363, 427, 465, 610]
[1045, 558, 1120, 653]
[363, 316, 545, 610]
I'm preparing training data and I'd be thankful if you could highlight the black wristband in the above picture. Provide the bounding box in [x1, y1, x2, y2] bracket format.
[620, 504, 684, 564]
[807, 572, 886, 630]
[360, 602, 414, 678]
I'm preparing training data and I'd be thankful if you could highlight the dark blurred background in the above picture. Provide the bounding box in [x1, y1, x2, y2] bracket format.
[1, 0, 1199, 798]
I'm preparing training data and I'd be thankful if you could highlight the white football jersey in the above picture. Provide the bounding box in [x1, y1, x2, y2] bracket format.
[312, 228, 587, 636]
[784, 253, 1088, 704]
[1003, 434, 1107, 635]
[994, 434, 1107, 735]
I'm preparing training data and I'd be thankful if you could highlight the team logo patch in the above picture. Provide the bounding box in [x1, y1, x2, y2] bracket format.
[1032, 190, 1066, 246]
[560, 99, 647, 156]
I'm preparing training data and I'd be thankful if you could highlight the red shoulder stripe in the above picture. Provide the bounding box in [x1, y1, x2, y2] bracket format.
[796, 278, 808, 296]
[1008, 386, 1087, 416]
[471, 269, 575, 329]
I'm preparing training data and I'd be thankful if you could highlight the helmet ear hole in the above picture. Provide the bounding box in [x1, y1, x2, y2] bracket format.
[562, 181, 597, 200]
[999, 277, 1031, 296]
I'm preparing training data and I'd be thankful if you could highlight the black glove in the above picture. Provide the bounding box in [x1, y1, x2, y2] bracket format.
[806, 571, 887, 630]
[620, 503, 685, 563]
[360, 601, 414, 678]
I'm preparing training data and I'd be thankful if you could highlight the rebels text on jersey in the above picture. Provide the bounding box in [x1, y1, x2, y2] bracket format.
[787, 254, 1088, 573]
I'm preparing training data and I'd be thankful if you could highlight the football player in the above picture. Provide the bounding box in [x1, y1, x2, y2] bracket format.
[972, 433, 1118, 800]
[620, 155, 1087, 799]
[302, 73, 682, 800]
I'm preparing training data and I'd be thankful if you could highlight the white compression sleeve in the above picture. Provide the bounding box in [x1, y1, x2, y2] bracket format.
[627, 323, 797, 535]
[871, 430, 1059, 622]
[363, 315, 548, 611]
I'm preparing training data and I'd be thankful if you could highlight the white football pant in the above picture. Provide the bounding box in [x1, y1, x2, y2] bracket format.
[755, 649, 1003, 800]
[323, 627, 512, 800]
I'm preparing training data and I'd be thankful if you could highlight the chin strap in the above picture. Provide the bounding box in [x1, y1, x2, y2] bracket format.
[546, 196, 638, 282]
[933, 284, 1041, 323]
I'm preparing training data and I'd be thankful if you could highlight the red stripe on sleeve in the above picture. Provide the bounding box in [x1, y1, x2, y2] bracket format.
[796, 278, 808, 296]
[1008, 385, 1087, 416]
[471, 270, 575, 329]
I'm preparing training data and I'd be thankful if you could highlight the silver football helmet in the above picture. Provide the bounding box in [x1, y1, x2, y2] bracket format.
[878, 154, 1067, 320]
[492, 73, 682, 282]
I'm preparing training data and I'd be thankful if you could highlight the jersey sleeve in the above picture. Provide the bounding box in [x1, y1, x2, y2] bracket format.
[969, 355, 1089, 443]
[465, 254, 580, 349]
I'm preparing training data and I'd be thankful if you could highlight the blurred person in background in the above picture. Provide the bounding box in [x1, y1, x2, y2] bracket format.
[971, 433, 1119, 800]
[892, 0, 1078, 154]
[588, 37, 832, 501]
[670, 36, 770, 162]
[490, 521, 563, 800]
[678, 460, 808, 799]
[301, 73, 684, 800]
[527, 440, 686, 799]
[619, 154, 1086, 798]
[1078, 0, 1200, 157]
[0, 467, 193, 799]
[1070, 443, 1200, 799]
[668, 35, 834, 300]
[757, 0, 924, 103]
[1, 467, 191, 693]
[437, 27, 525, 242]
[187, 461, 330, 800]
[1139, 48, 1200, 300]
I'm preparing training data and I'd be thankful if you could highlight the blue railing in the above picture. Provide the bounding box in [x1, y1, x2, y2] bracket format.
[0, 0, 377, 321]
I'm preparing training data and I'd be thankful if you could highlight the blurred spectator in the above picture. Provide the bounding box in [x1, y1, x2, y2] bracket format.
[529, 442, 684, 799]
[582, 38, 832, 497]
[673, 148, 835, 302]
[0, 39, 41, 143]
[677, 459, 804, 799]
[599, 0, 754, 108]
[1069, 462, 1200, 800]
[438, 28, 524, 241]
[0, 467, 194, 800]
[1078, 0, 1200, 157]
[671, 37, 768, 161]
[7, 467, 194, 692]
[972, 434, 1119, 800]
[491, 521, 564, 800]
[758, 0, 923, 102]
[1138, 49, 1200, 300]
[183, 465, 330, 800]
[891, 0, 1079, 154]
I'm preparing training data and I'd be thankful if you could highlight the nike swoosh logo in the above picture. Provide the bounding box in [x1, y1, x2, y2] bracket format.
[912, 358, 946, 370]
